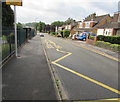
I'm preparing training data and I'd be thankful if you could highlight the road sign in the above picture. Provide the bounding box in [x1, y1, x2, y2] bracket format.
[6, 0, 22, 6]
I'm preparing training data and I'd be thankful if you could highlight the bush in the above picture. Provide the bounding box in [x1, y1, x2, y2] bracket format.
[56, 35, 61, 37]
[96, 41, 111, 49]
[110, 44, 120, 52]
[60, 31, 64, 38]
[95, 41, 120, 52]
[97, 35, 120, 44]
[50, 32, 56, 35]
[63, 30, 70, 38]
[89, 36, 94, 40]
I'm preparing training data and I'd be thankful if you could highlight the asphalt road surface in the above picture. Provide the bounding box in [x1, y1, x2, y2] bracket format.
[41, 33, 119, 101]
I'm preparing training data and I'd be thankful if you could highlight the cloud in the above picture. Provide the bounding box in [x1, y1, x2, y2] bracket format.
[13, 0, 119, 24]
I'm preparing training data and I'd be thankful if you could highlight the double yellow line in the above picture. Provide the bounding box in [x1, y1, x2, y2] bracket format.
[46, 39, 120, 95]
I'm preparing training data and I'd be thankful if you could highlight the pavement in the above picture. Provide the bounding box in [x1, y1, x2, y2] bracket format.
[41, 33, 119, 100]
[2, 34, 57, 100]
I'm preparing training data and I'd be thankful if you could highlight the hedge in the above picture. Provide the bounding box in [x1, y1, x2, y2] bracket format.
[89, 36, 94, 40]
[50, 32, 58, 35]
[97, 35, 120, 44]
[95, 41, 120, 52]
[63, 30, 70, 38]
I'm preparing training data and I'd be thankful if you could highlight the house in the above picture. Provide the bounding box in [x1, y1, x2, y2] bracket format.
[97, 12, 120, 36]
[64, 21, 78, 36]
[57, 26, 65, 34]
[71, 13, 112, 36]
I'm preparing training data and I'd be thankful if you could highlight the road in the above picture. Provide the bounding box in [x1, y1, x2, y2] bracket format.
[41, 33, 119, 101]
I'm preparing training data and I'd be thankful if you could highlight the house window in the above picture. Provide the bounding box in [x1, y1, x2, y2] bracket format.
[79, 23, 82, 28]
[68, 25, 71, 29]
[117, 30, 120, 36]
[65, 26, 68, 29]
[85, 22, 90, 28]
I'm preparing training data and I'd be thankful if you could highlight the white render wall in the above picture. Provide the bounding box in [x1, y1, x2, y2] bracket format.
[97, 29, 113, 36]
[97, 29, 104, 35]
[104, 29, 113, 36]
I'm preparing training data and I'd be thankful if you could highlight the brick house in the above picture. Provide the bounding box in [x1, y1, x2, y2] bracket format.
[71, 13, 112, 36]
[97, 12, 120, 36]
[58, 21, 78, 36]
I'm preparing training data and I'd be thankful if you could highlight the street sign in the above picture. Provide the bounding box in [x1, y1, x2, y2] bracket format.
[6, 0, 23, 57]
[6, 0, 22, 6]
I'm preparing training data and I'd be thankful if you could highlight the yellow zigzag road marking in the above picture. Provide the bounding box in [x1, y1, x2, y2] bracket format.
[45, 40, 54, 49]
[52, 62, 120, 95]
[75, 44, 120, 62]
[53, 52, 72, 63]
[60, 39, 120, 62]
[67, 40, 120, 62]
[47, 39, 120, 95]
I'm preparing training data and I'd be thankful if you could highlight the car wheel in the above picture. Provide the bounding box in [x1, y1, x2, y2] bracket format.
[83, 38, 86, 41]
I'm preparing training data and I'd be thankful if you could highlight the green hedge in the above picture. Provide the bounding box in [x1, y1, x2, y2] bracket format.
[56, 35, 61, 37]
[97, 35, 120, 44]
[110, 44, 120, 52]
[50, 32, 58, 35]
[89, 36, 94, 40]
[95, 41, 120, 52]
[63, 30, 70, 38]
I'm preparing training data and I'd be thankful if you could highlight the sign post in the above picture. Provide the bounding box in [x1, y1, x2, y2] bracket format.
[14, 5, 18, 57]
[6, 0, 22, 57]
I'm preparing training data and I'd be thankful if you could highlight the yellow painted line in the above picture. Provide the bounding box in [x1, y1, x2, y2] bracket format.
[48, 40, 62, 49]
[75, 44, 120, 62]
[105, 98, 120, 100]
[53, 52, 72, 63]
[45, 40, 54, 49]
[52, 62, 120, 95]
[47, 39, 120, 95]
[62, 39, 120, 62]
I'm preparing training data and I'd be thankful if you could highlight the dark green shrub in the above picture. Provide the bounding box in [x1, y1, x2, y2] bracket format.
[63, 30, 70, 38]
[89, 36, 94, 40]
[60, 31, 64, 38]
[97, 35, 105, 41]
[95, 41, 111, 49]
[56, 35, 61, 37]
[50, 32, 56, 35]
[95, 41, 120, 52]
[110, 44, 120, 52]
[97, 35, 120, 44]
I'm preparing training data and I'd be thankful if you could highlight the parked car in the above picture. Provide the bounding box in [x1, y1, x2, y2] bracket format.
[76, 32, 96, 41]
[39, 33, 44, 37]
[72, 34, 79, 40]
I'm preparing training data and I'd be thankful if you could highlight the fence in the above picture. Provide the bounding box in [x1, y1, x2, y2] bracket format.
[1, 27, 36, 61]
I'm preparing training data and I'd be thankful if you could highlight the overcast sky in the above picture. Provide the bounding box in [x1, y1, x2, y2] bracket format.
[11, 0, 119, 24]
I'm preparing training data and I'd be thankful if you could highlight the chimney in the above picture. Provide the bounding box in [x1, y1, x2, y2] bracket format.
[112, 12, 119, 22]
[91, 13, 96, 19]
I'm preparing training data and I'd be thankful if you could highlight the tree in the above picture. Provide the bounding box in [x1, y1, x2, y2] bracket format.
[51, 21, 64, 27]
[2, 2, 14, 27]
[64, 18, 75, 25]
[17, 22, 23, 28]
[35, 21, 45, 32]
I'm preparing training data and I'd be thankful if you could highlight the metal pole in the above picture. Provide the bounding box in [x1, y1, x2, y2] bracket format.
[14, 5, 18, 57]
